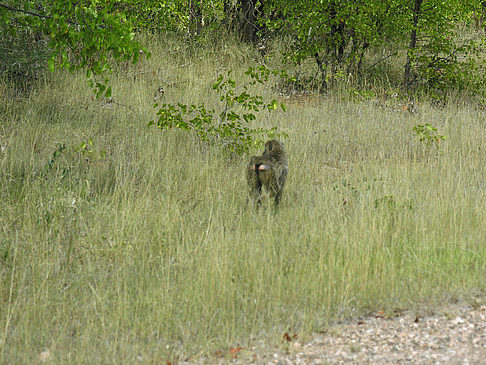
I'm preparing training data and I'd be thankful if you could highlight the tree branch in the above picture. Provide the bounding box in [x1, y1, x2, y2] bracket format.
[0, 3, 78, 26]
[0, 3, 50, 20]
[366, 51, 398, 72]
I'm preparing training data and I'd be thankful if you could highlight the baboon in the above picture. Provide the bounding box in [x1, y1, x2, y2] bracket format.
[246, 140, 288, 207]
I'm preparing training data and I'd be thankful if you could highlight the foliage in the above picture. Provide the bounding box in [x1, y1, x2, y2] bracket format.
[149, 66, 286, 154]
[0, 1, 149, 95]
[262, 0, 408, 88]
[114, 0, 190, 32]
[0, 20, 49, 85]
[41, 143, 65, 178]
[404, 0, 485, 96]
[347, 88, 375, 102]
[77, 139, 106, 160]
[413, 123, 446, 149]
[113, 0, 227, 35]
[1, 0, 484, 98]
[261, 0, 485, 96]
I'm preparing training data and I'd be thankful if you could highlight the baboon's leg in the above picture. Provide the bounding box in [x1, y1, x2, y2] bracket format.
[274, 190, 282, 206]
[269, 183, 283, 206]
[247, 169, 263, 208]
[274, 165, 288, 206]
[251, 182, 263, 207]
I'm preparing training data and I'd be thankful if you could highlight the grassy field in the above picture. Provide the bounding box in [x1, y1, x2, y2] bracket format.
[1, 35, 485, 363]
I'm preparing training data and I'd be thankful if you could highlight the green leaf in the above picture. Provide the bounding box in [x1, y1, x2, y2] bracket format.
[48, 57, 55, 73]
[268, 100, 278, 110]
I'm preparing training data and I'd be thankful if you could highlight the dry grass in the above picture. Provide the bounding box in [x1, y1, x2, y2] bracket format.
[1, 34, 485, 363]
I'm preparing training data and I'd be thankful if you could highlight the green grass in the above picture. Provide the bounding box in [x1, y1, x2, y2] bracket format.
[1, 35, 485, 363]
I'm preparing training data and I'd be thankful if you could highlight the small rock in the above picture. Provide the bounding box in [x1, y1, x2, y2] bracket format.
[453, 317, 465, 325]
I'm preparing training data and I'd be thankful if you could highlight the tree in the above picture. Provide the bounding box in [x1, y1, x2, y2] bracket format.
[237, 0, 260, 42]
[403, 0, 484, 93]
[403, 0, 423, 88]
[262, 0, 407, 88]
[262, 0, 485, 95]
[0, 1, 148, 95]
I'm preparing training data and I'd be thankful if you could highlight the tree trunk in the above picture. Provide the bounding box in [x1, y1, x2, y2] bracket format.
[238, 0, 257, 42]
[314, 53, 328, 90]
[188, 0, 203, 37]
[404, 0, 423, 88]
[223, 0, 237, 30]
[479, 1, 486, 29]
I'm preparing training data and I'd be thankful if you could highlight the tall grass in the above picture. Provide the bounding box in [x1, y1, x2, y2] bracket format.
[1, 34, 485, 363]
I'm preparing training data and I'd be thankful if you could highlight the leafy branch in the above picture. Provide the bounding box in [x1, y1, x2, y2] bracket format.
[149, 66, 287, 154]
[413, 123, 446, 149]
[0, 1, 149, 97]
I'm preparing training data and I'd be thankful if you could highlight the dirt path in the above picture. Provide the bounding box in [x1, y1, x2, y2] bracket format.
[191, 302, 486, 364]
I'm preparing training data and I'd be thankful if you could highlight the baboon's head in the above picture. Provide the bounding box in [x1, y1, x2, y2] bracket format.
[264, 140, 285, 156]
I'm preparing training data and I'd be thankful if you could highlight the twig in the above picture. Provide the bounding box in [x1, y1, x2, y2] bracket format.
[0, 3, 50, 19]
[0, 3, 78, 25]
[365, 51, 398, 72]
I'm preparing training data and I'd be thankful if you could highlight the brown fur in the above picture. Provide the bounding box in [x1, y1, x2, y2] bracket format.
[246, 140, 288, 207]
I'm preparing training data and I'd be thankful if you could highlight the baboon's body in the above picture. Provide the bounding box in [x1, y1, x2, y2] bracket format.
[246, 140, 288, 207]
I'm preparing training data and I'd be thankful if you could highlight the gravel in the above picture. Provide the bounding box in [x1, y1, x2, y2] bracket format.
[189, 303, 486, 364]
